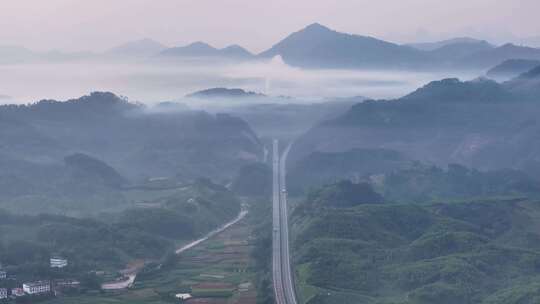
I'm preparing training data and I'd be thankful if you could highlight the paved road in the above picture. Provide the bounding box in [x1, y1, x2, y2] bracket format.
[176, 207, 248, 254]
[272, 139, 298, 304]
[102, 207, 248, 291]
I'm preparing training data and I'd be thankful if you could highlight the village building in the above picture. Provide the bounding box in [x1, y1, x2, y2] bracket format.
[23, 281, 51, 295]
[0, 270, 6, 279]
[54, 279, 80, 289]
[50, 257, 68, 268]
[175, 293, 192, 300]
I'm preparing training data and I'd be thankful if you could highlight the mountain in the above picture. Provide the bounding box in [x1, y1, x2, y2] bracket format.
[459, 43, 540, 69]
[64, 153, 127, 188]
[258, 23, 430, 69]
[513, 65, 540, 80]
[220, 44, 254, 58]
[486, 59, 540, 80]
[289, 76, 540, 180]
[504, 65, 540, 98]
[186, 88, 266, 99]
[407, 37, 490, 51]
[427, 40, 494, 63]
[106, 38, 167, 58]
[401, 77, 513, 103]
[0, 92, 263, 182]
[159, 42, 254, 59]
[160, 41, 217, 57]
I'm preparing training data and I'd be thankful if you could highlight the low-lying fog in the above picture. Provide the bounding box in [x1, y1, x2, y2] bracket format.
[0, 57, 478, 105]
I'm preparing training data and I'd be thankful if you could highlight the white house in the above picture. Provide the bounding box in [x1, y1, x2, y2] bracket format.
[0, 288, 7, 299]
[175, 293, 192, 300]
[50, 257, 68, 268]
[0, 270, 6, 279]
[23, 281, 51, 295]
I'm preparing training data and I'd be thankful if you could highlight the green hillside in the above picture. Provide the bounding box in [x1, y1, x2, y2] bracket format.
[292, 182, 540, 304]
[0, 179, 241, 281]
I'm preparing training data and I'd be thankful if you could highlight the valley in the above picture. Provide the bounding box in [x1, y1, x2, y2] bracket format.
[1, 6, 540, 304]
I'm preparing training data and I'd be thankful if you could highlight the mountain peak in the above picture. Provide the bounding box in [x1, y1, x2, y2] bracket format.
[159, 41, 218, 57]
[159, 41, 254, 59]
[223, 44, 244, 50]
[303, 22, 332, 32]
[259, 23, 426, 69]
[185, 41, 215, 50]
[220, 44, 253, 58]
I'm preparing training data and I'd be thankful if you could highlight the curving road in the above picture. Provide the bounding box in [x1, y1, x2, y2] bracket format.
[272, 139, 298, 304]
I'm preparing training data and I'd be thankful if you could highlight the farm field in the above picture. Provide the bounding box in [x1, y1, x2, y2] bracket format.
[45, 213, 258, 304]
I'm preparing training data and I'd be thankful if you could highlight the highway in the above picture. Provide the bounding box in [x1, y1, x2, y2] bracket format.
[272, 139, 298, 304]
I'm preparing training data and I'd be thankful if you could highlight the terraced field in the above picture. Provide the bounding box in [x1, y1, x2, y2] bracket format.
[45, 212, 258, 304]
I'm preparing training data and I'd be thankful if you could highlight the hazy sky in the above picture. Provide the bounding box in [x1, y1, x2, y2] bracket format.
[0, 0, 539, 53]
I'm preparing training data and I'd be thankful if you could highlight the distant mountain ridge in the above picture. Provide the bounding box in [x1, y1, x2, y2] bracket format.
[503, 65, 540, 98]
[516, 65, 540, 79]
[256, 23, 540, 70]
[159, 41, 254, 59]
[186, 88, 266, 99]
[407, 37, 492, 51]
[427, 40, 494, 63]
[2, 24, 540, 70]
[458, 43, 540, 69]
[290, 72, 540, 180]
[486, 59, 540, 80]
[106, 38, 167, 58]
[401, 77, 513, 103]
[258, 23, 429, 69]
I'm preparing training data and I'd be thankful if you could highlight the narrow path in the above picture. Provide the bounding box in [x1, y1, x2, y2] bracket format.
[176, 208, 249, 254]
[101, 207, 248, 290]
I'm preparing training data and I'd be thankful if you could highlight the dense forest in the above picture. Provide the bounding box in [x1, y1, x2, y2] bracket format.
[291, 181, 540, 304]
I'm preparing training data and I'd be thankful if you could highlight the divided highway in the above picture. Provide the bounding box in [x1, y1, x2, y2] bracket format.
[272, 139, 298, 304]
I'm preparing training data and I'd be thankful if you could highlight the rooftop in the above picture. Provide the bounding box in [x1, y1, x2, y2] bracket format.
[23, 281, 50, 287]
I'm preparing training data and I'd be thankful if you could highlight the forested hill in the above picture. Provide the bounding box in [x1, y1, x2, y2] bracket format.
[0, 178, 241, 279]
[0, 92, 263, 181]
[290, 74, 540, 179]
[292, 182, 540, 304]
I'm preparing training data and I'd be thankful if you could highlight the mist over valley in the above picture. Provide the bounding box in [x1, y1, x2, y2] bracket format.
[1, 7, 540, 304]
